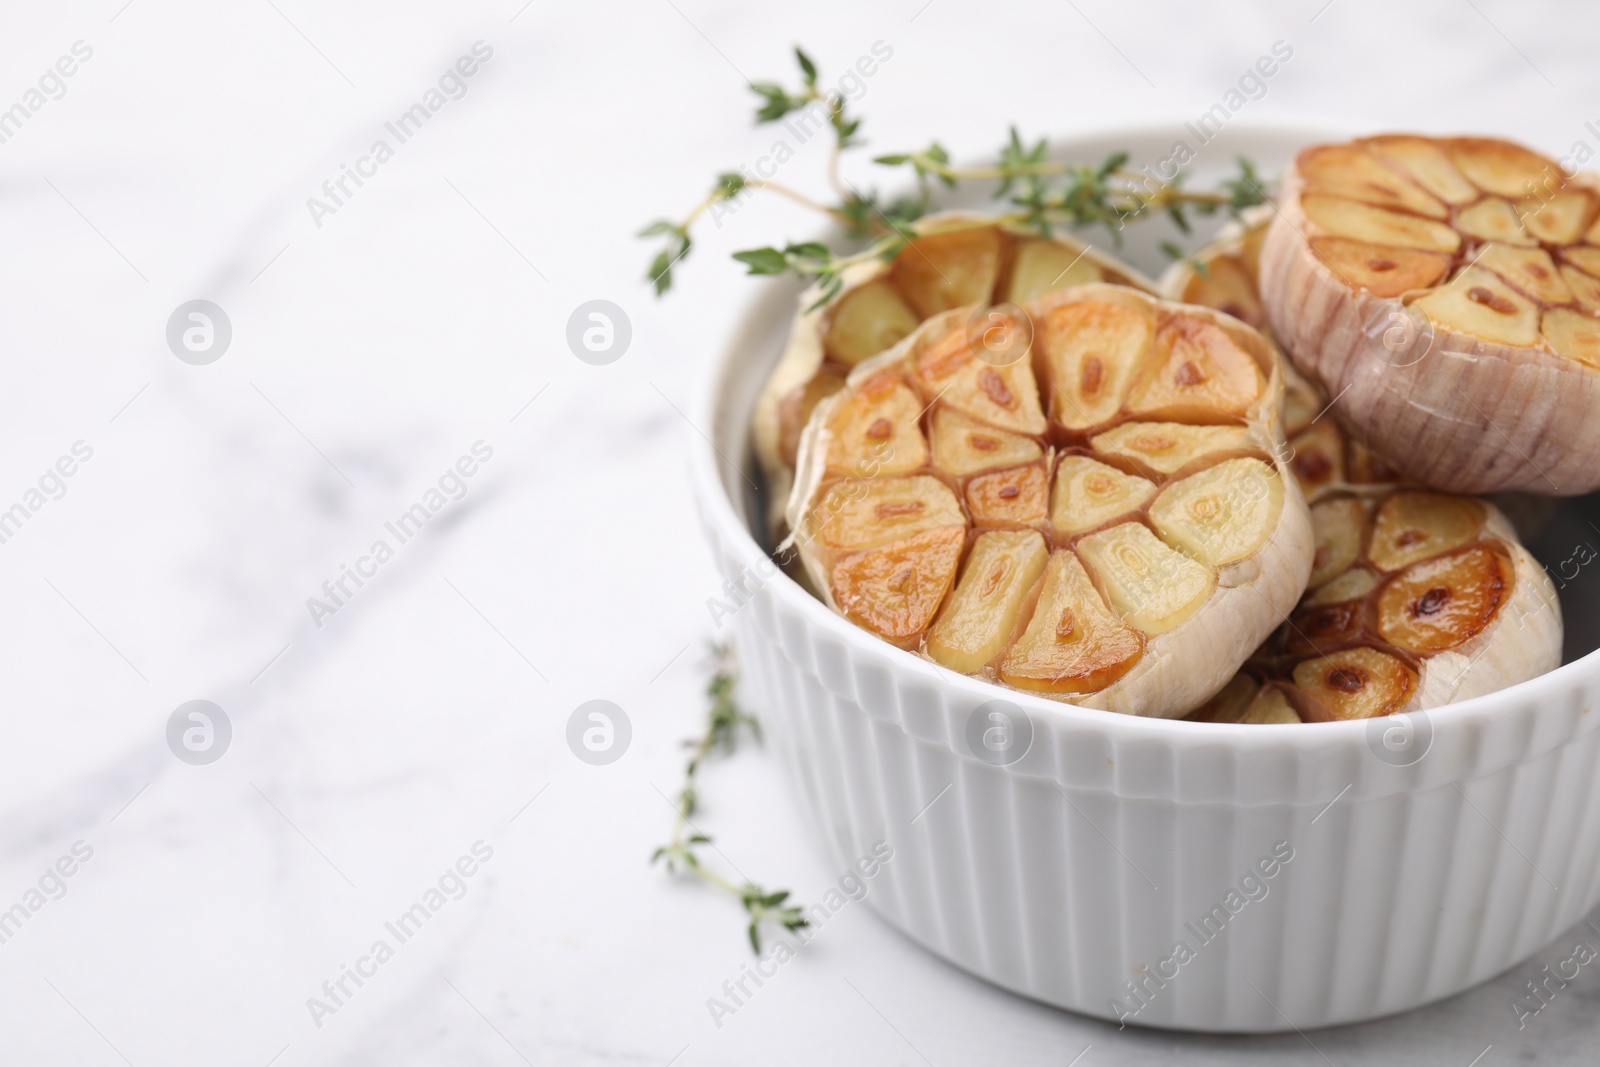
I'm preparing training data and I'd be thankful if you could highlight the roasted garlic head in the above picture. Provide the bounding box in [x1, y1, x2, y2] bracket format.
[784, 284, 1313, 717]
[1193, 488, 1561, 722]
[1260, 135, 1600, 495]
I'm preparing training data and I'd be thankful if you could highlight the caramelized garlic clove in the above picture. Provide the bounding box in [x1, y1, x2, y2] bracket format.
[831, 526, 966, 645]
[927, 530, 1049, 673]
[998, 551, 1144, 694]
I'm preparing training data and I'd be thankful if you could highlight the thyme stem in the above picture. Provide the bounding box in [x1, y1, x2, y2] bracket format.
[652, 643, 809, 953]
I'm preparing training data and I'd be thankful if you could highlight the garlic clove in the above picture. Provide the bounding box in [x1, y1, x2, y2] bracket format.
[1035, 299, 1153, 430]
[1561, 246, 1600, 278]
[1189, 676, 1306, 724]
[997, 550, 1145, 695]
[1076, 521, 1216, 635]
[1560, 264, 1600, 313]
[1517, 189, 1597, 245]
[1301, 194, 1460, 253]
[1367, 490, 1485, 571]
[1292, 647, 1418, 722]
[1475, 245, 1572, 305]
[777, 371, 846, 469]
[1447, 137, 1558, 198]
[1306, 237, 1450, 298]
[1282, 368, 1321, 436]
[1238, 686, 1302, 724]
[1003, 238, 1102, 303]
[1366, 135, 1479, 204]
[1455, 197, 1539, 247]
[831, 526, 966, 646]
[1541, 307, 1600, 368]
[1346, 437, 1401, 485]
[815, 474, 965, 552]
[965, 463, 1049, 527]
[1304, 564, 1379, 607]
[1288, 421, 1346, 494]
[1148, 458, 1284, 568]
[1376, 543, 1510, 654]
[824, 279, 921, 366]
[928, 407, 1042, 477]
[1090, 422, 1254, 477]
[912, 318, 1048, 436]
[1124, 315, 1265, 421]
[1168, 252, 1265, 331]
[1409, 265, 1541, 347]
[821, 370, 928, 478]
[1049, 455, 1157, 536]
[927, 530, 1049, 673]
[889, 226, 1004, 318]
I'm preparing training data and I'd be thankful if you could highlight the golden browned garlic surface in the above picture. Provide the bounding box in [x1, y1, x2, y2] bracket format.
[752, 214, 1156, 537]
[1172, 215, 1563, 724]
[1259, 134, 1600, 495]
[784, 283, 1313, 717]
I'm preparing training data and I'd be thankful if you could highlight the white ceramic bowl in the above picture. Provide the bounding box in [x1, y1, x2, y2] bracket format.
[689, 124, 1600, 1032]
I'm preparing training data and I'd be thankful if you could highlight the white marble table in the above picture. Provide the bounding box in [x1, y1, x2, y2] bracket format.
[2, 1, 1598, 1063]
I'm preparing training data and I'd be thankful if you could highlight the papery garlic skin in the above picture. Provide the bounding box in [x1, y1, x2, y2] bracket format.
[785, 284, 1313, 718]
[1258, 134, 1600, 496]
[752, 213, 1157, 539]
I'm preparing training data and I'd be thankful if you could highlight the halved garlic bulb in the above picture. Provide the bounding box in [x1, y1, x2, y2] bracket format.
[1193, 488, 1561, 722]
[784, 284, 1313, 717]
[752, 213, 1157, 538]
[1258, 134, 1600, 495]
[1171, 214, 1564, 723]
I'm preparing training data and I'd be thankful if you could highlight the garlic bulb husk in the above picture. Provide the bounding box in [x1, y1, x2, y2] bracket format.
[1258, 134, 1600, 496]
[753, 212, 1157, 540]
[784, 283, 1313, 718]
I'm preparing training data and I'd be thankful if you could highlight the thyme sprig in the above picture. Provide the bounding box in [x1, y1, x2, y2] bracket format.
[642, 47, 1272, 296]
[652, 643, 808, 953]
